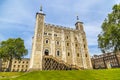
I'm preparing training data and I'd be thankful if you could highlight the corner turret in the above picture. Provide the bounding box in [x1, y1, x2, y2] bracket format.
[75, 16, 84, 31]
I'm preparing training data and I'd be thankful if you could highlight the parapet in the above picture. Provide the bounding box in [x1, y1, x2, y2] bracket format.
[45, 23, 75, 31]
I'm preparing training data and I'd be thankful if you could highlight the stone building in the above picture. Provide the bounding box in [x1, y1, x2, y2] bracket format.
[91, 52, 120, 69]
[29, 7, 92, 71]
[1, 58, 29, 72]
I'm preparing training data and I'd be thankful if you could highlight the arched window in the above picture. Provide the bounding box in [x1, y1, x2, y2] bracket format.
[44, 49, 49, 56]
[56, 41, 60, 45]
[67, 36, 68, 39]
[46, 40, 49, 44]
[75, 37, 77, 40]
[57, 51, 60, 56]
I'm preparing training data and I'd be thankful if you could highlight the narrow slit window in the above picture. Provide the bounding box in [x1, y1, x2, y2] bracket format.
[68, 52, 70, 56]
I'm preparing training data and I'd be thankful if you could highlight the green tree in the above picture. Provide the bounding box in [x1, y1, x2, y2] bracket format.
[0, 38, 28, 71]
[98, 4, 120, 53]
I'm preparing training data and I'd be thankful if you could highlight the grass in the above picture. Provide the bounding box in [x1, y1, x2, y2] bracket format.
[0, 72, 23, 80]
[1, 69, 120, 80]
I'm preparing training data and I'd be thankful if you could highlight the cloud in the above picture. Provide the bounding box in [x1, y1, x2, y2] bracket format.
[84, 23, 102, 46]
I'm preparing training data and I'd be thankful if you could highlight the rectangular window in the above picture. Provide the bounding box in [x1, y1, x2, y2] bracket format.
[14, 65, 16, 67]
[18, 61, 21, 63]
[18, 65, 20, 68]
[77, 53, 79, 57]
[67, 43, 69, 46]
[44, 32, 47, 35]
[48, 33, 52, 36]
[84, 44, 86, 48]
[76, 44, 78, 47]
[54, 34, 57, 36]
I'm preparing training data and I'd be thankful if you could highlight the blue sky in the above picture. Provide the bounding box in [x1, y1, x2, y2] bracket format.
[0, 0, 119, 58]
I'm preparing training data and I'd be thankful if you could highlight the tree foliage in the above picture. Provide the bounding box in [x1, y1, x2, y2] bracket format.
[98, 4, 120, 53]
[0, 38, 28, 71]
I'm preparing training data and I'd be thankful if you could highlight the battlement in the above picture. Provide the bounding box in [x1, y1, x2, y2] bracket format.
[45, 23, 75, 31]
[92, 52, 116, 59]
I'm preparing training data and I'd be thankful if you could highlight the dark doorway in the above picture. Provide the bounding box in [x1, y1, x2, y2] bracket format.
[44, 49, 49, 56]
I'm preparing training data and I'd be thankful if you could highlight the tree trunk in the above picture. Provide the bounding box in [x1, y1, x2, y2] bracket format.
[7, 58, 12, 72]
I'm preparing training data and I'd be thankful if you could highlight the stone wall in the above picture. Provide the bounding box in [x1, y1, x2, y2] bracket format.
[91, 53, 120, 69]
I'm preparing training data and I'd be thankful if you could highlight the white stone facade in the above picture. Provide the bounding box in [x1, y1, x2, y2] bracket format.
[29, 10, 92, 70]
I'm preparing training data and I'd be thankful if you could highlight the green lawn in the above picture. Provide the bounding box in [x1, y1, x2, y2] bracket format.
[1, 69, 120, 80]
[0, 72, 23, 80]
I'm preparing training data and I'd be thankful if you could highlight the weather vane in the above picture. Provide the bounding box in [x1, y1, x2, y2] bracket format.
[77, 16, 79, 21]
[40, 5, 42, 11]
